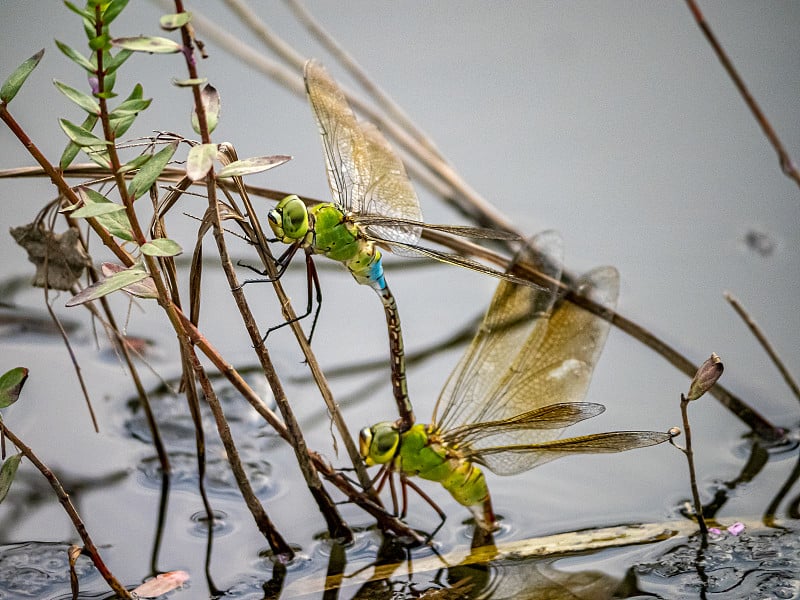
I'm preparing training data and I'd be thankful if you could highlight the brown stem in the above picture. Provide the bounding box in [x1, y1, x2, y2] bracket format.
[0, 420, 132, 598]
[684, 0, 800, 190]
[680, 394, 708, 538]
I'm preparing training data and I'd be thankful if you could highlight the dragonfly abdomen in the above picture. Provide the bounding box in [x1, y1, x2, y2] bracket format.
[309, 204, 386, 291]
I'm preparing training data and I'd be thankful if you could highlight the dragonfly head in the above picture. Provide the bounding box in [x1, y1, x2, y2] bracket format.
[359, 422, 400, 466]
[268, 194, 309, 242]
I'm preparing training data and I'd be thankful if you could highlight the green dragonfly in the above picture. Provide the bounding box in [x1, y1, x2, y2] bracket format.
[248, 60, 536, 429]
[359, 231, 674, 532]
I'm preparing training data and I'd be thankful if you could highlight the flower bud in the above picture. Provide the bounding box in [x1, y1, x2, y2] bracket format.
[687, 353, 723, 401]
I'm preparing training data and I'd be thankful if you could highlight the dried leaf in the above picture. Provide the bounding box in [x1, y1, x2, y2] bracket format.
[132, 570, 190, 597]
[186, 143, 217, 181]
[112, 36, 183, 54]
[9, 223, 92, 290]
[217, 155, 291, 178]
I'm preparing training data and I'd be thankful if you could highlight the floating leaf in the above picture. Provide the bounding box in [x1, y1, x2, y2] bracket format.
[65, 264, 150, 307]
[59, 118, 107, 148]
[160, 12, 192, 30]
[0, 454, 23, 505]
[112, 36, 183, 54]
[132, 570, 190, 598]
[218, 155, 292, 178]
[0, 367, 29, 408]
[190, 84, 220, 134]
[140, 238, 182, 257]
[1, 49, 45, 104]
[54, 40, 95, 73]
[186, 143, 217, 181]
[127, 141, 179, 200]
[101, 263, 158, 299]
[10, 224, 92, 290]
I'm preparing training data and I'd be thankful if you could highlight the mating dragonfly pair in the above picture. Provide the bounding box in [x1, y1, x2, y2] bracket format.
[244, 61, 671, 534]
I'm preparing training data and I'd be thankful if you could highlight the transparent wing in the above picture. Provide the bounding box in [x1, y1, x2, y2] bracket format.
[464, 431, 673, 475]
[359, 122, 423, 250]
[433, 230, 564, 428]
[304, 61, 423, 251]
[438, 245, 621, 475]
[304, 60, 370, 213]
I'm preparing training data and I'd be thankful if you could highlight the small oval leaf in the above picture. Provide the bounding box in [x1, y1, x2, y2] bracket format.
[173, 77, 208, 87]
[217, 155, 291, 178]
[65, 265, 150, 307]
[0, 454, 23, 505]
[0, 367, 29, 408]
[190, 84, 220, 134]
[112, 36, 183, 54]
[1, 49, 45, 104]
[185, 143, 217, 181]
[54, 40, 95, 73]
[102, 263, 158, 298]
[141, 238, 183, 257]
[59, 118, 107, 148]
[160, 12, 192, 30]
[127, 141, 179, 200]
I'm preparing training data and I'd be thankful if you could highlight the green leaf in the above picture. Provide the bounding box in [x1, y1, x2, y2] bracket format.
[160, 12, 192, 30]
[101, 263, 157, 298]
[119, 152, 152, 173]
[103, 0, 130, 25]
[78, 188, 134, 241]
[63, 1, 96, 24]
[127, 141, 179, 200]
[58, 118, 108, 147]
[108, 92, 151, 137]
[186, 143, 217, 181]
[0, 454, 22, 505]
[60, 114, 101, 167]
[65, 264, 150, 307]
[0, 367, 28, 408]
[141, 238, 183, 257]
[105, 48, 132, 75]
[71, 202, 126, 219]
[53, 80, 100, 114]
[191, 84, 220, 134]
[218, 155, 291, 178]
[88, 34, 111, 52]
[1, 49, 45, 104]
[112, 36, 183, 54]
[55, 40, 95, 73]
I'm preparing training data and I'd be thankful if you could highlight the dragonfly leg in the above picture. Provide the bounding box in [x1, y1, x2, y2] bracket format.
[260, 250, 322, 343]
[235, 243, 300, 289]
[401, 475, 447, 539]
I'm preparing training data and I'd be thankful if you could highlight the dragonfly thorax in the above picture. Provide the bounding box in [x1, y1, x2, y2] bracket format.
[268, 194, 310, 243]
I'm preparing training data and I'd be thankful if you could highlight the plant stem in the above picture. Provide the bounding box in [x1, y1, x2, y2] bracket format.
[0, 420, 132, 598]
[680, 393, 708, 538]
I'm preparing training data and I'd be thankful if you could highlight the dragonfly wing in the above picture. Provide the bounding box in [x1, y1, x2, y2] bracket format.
[359, 122, 423, 251]
[433, 231, 563, 428]
[304, 60, 371, 212]
[466, 430, 673, 475]
[442, 263, 621, 475]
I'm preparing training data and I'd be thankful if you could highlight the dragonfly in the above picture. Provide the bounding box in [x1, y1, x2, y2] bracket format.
[358, 231, 674, 533]
[246, 60, 538, 429]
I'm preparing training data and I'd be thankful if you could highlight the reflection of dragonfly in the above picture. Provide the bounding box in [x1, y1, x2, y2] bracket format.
[359, 231, 673, 532]
[248, 60, 533, 428]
